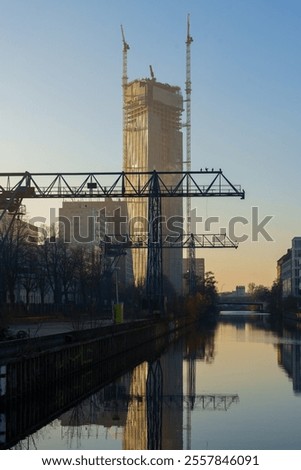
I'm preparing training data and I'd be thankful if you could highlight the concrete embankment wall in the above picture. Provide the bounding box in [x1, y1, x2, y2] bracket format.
[0, 316, 190, 402]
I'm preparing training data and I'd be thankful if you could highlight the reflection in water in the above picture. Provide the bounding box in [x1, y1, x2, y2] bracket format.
[278, 327, 301, 394]
[146, 360, 163, 450]
[55, 332, 226, 451]
[6, 313, 301, 450]
[60, 377, 131, 446]
[5, 324, 222, 450]
[124, 362, 147, 449]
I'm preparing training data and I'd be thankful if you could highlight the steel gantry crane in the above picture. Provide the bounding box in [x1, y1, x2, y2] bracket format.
[0, 169, 245, 311]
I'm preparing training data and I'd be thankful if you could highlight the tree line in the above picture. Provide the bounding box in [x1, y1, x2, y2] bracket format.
[0, 216, 222, 321]
[2, 215, 295, 320]
[247, 281, 299, 315]
[0, 219, 110, 313]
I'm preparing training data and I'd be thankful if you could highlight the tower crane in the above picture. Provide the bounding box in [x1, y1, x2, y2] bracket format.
[121, 25, 129, 87]
[149, 65, 155, 80]
[121, 25, 130, 169]
[184, 14, 195, 296]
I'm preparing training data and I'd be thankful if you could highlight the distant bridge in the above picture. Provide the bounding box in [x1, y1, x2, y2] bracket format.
[217, 296, 265, 312]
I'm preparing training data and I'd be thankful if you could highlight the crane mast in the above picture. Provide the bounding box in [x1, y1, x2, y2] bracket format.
[185, 14, 193, 199]
[185, 14, 195, 294]
[121, 25, 130, 168]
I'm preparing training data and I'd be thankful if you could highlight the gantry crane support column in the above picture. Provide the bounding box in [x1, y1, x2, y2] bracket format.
[188, 234, 197, 296]
[146, 171, 164, 312]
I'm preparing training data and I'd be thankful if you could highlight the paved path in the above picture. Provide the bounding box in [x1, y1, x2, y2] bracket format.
[9, 320, 113, 338]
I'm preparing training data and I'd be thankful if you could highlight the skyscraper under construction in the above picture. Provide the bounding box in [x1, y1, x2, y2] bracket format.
[123, 77, 183, 295]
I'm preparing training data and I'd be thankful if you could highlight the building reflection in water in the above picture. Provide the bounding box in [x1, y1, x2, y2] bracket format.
[2, 322, 244, 450]
[114, 339, 184, 450]
[57, 338, 186, 449]
[278, 327, 301, 394]
[10, 317, 301, 450]
[59, 374, 131, 445]
[58, 328, 219, 450]
[123, 361, 148, 449]
[7, 316, 301, 450]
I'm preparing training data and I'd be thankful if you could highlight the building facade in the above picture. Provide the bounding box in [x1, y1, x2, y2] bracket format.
[277, 237, 301, 300]
[182, 257, 205, 294]
[59, 200, 134, 292]
[123, 78, 183, 294]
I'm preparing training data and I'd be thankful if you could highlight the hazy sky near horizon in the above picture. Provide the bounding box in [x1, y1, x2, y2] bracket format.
[1, 0, 300, 291]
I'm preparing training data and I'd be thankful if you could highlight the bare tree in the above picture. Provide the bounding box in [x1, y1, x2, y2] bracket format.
[0, 216, 29, 303]
[20, 243, 39, 307]
[41, 235, 63, 305]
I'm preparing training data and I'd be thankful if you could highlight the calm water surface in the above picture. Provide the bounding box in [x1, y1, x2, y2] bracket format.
[11, 313, 301, 450]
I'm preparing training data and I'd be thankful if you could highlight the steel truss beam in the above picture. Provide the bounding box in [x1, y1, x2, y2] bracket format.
[102, 233, 238, 250]
[0, 169, 245, 200]
[116, 393, 239, 411]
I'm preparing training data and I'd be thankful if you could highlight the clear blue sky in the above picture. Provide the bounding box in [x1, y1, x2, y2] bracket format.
[1, 0, 300, 291]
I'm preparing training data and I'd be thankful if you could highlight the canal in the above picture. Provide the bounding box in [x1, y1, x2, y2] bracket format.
[2, 312, 301, 450]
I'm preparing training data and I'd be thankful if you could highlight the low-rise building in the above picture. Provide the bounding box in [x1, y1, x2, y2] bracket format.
[182, 257, 205, 294]
[59, 200, 134, 291]
[277, 237, 301, 301]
